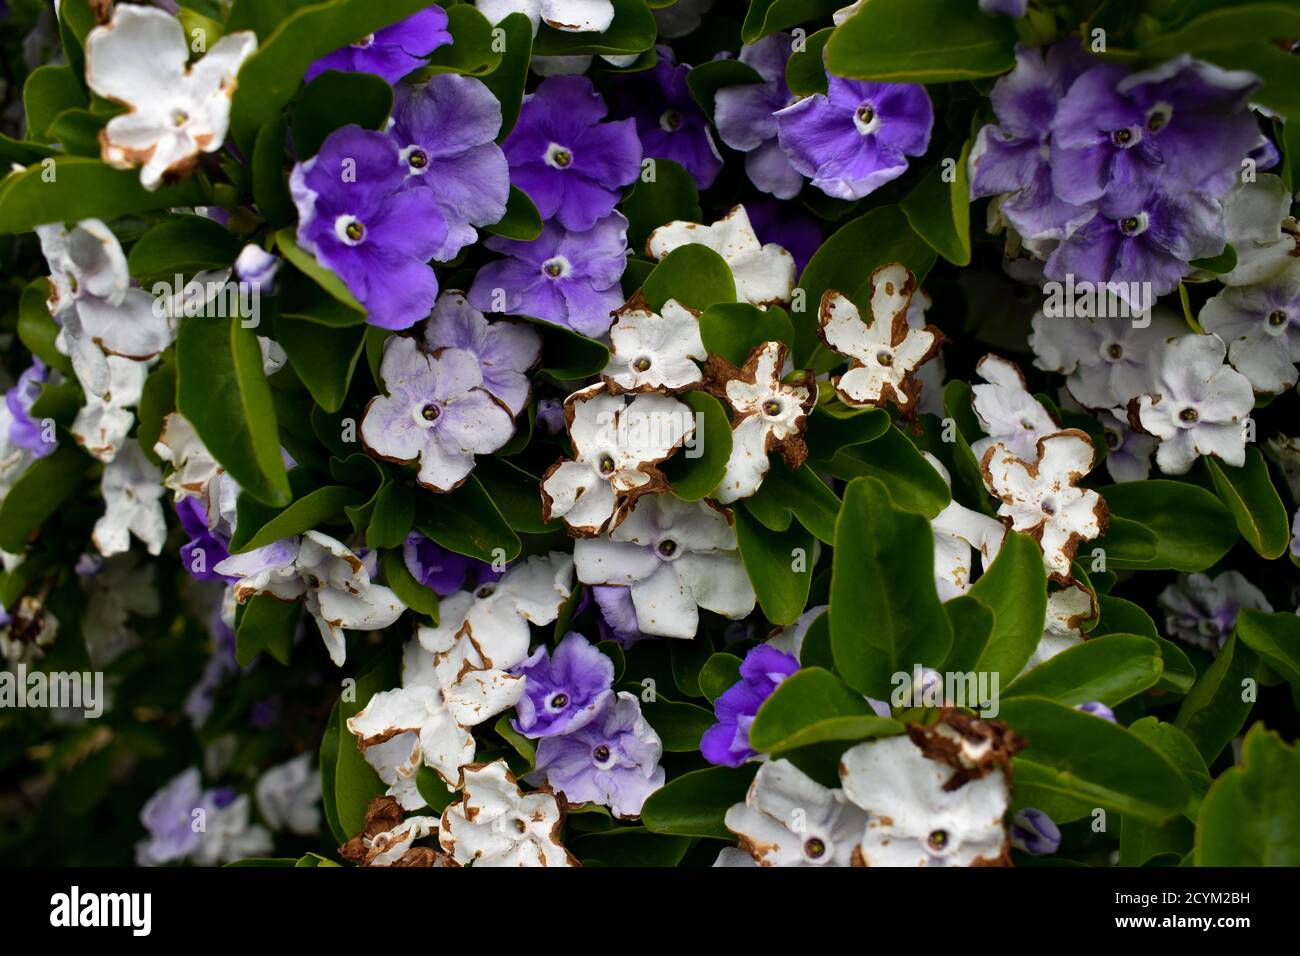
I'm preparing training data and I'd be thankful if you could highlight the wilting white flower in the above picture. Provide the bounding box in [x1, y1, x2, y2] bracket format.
[818, 263, 941, 411]
[1217, 173, 1298, 286]
[190, 794, 273, 867]
[340, 797, 443, 867]
[417, 551, 574, 683]
[153, 411, 236, 534]
[981, 430, 1107, 581]
[1200, 260, 1300, 395]
[1029, 309, 1183, 409]
[603, 295, 706, 393]
[971, 354, 1057, 463]
[83, 553, 159, 667]
[84, 4, 257, 190]
[710, 341, 815, 504]
[541, 383, 694, 535]
[648, 205, 796, 306]
[438, 759, 577, 867]
[214, 532, 405, 666]
[476, 0, 615, 34]
[349, 637, 524, 790]
[1158, 570, 1272, 654]
[70, 355, 148, 463]
[254, 753, 321, 836]
[1132, 333, 1255, 475]
[723, 759, 867, 867]
[839, 716, 1019, 867]
[1022, 581, 1096, 672]
[923, 453, 1006, 600]
[93, 439, 166, 557]
[574, 493, 755, 638]
[0, 596, 59, 665]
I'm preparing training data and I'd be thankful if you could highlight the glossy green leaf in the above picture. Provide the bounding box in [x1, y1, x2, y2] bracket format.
[968, 532, 1049, 682]
[0, 158, 203, 234]
[735, 505, 813, 626]
[641, 764, 757, 839]
[1195, 724, 1300, 866]
[1100, 480, 1237, 571]
[642, 243, 737, 312]
[1005, 634, 1164, 707]
[661, 390, 732, 501]
[1235, 608, 1300, 684]
[1203, 448, 1291, 559]
[291, 70, 393, 158]
[750, 667, 902, 752]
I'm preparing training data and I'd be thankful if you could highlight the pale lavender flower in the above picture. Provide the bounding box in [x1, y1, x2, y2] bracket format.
[1010, 808, 1061, 854]
[1158, 571, 1272, 653]
[136, 768, 207, 866]
[1076, 701, 1116, 722]
[714, 33, 803, 199]
[423, 291, 540, 417]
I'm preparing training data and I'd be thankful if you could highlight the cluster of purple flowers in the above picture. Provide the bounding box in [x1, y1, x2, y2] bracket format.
[971, 41, 1270, 299]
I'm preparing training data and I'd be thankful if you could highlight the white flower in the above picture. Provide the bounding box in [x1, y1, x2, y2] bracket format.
[190, 795, 273, 867]
[907, 288, 946, 417]
[349, 637, 524, 789]
[475, 0, 615, 34]
[970, 354, 1057, 463]
[980, 430, 1107, 582]
[603, 295, 706, 393]
[1028, 309, 1184, 409]
[818, 263, 941, 411]
[254, 753, 321, 836]
[214, 531, 405, 666]
[923, 453, 1006, 600]
[85, 5, 257, 190]
[839, 717, 1018, 867]
[1022, 582, 1096, 672]
[710, 341, 815, 504]
[647, 205, 796, 306]
[82, 553, 159, 667]
[417, 551, 573, 682]
[438, 760, 577, 866]
[765, 604, 828, 661]
[1217, 173, 1298, 286]
[70, 355, 148, 462]
[540, 383, 695, 535]
[92, 439, 166, 557]
[1132, 334, 1255, 475]
[574, 493, 756, 638]
[1200, 260, 1300, 394]
[153, 411, 235, 533]
[723, 759, 867, 866]
[0, 404, 34, 505]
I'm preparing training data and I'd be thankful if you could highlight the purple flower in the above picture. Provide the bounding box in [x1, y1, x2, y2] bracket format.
[360, 337, 515, 492]
[423, 291, 540, 417]
[980, 0, 1027, 15]
[1157, 570, 1272, 653]
[1045, 184, 1224, 303]
[970, 42, 1096, 241]
[531, 691, 665, 818]
[746, 195, 821, 273]
[714, 33, 803, 199]
[701, 644, 799, 767]
[467, 212, 628, 339]
[177, 498, 233, 583]
[291, 126, 448, 330]
[402, 531, 500, 596]
[535, 397, 566, 435]
[511, 631, 615, 738]
[389, 75, 510, 261]
[503, 75, 641, 231]
[305, 8, 452, 84]
[1010, 808, 1061, 855]
[6, 358, 54, 458]
[619, 46, 722, 190]
[1076, 701, 1116, 722]
[1051, 56, 1261, 205]
[776, 75, 933, 200]
[592, 585, 646, 646]
[136, 768, 206, 865]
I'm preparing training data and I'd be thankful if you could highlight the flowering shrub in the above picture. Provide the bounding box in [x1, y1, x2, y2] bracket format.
[1, 0, 1300, 870]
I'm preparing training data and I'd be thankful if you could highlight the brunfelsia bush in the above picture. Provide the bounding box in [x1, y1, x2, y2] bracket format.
[0, 0, 1297, 868]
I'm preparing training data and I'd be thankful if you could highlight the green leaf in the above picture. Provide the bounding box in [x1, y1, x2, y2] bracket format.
[474, 456, 555, 533]
[967, 532, 1048, 682]
[533, 0, 657, 55]
[750, 667, 903, 752]
[24, 65, 88, 140]
[1203, 448, 1291, 559]
[1189, 243, 1238, 274]
[482, 185, 543, 241]
[686, 58, 763, 122]
[228, 0, 436, 153]
[512, 314, 610, 379]
[940, 594, 995, 673]
[785, 28, 832, 96]
[415, 765, 458, 813]
[1203, 42, 1300, 119]
[176, 315, 292, 507]
[381, 547, 439, 620]
[0, 446, 91, 552]
[136, 359, 177, 467]
[746, 460, 841, 544]
[128, 216, 243, 280]
[795, 205, 936, 370]
[621, 159, 702, 252]
[235, 595, 298, 666]
[480, 13, 534, 139]
[335, 650, 401, 837]
[804, 403, 889, 460]
[1092, 515, 1159, 564]
[493, 714, 537, 768]
[17, 279, 71, 374]
[0, 158, 203, 234]
[1005, 634, 1164, 707]
[660, 390, 731, 501]
[741, 0, 843, 43]
[641, 765, 757, 839]
[901, 138, 974, 266]
[1195, 724, 1300, 865]
[230, 485, 368, 554]
[1099, 480, 1237, 571]
[640, 697, 715, 751]
[698, 302, 796, 367]
[698, 652, 742, 703]
[831, 477, 952, 698]
[319, 701, 344, 842]
[1174, 632, 1258, 764]
[424, 4, 503, 76]
[291, 70, 393, 158]
[1142, 3, 1300, 57]
[275, 227, 365, 316]
[1000, 697, 1189, 825]
[569, 827, 692, 867]
[252, 114, 296, 229]
[642, 243, 737, 312]
[274, 316, 366, 413]
[735, 506, 813, 626]
[413, 475, 521, 563]
[825, 0, 1017, 82]
[1235, 609, 1300, 685]
[822, 424, 950, 518]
